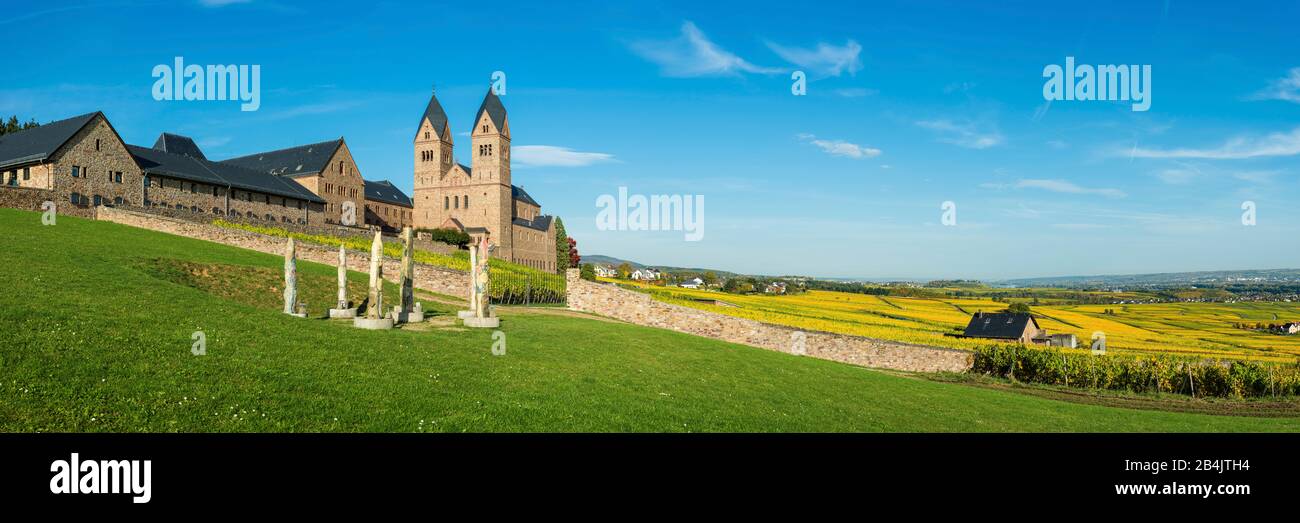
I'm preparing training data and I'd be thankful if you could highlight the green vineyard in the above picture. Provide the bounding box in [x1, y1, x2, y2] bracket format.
[212, 220, 566, 304]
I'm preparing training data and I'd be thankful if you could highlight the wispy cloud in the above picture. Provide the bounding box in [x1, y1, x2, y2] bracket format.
[766, 39, 862, 78]
[629, 21, 782, 77]
[797, 133, 881, 159]
[834, 87, 877, 98]
[258, 100, 363, 122]
[915, 119, 1004, 149]
[1250, 67, 1300, 103]
[199, 0, 251, 6]
[1233, 170, 1282, 183]
[1016, 179, 1126, 198]
[1126, 127, 1300, 159]
[513, 145, 615, 167]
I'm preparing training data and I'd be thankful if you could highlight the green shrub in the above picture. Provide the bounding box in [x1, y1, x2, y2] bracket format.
[416, 227, 470, 248]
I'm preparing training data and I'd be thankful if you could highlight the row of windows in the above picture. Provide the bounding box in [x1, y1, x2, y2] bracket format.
[141, 200, 307, 224]
[477, 144, 494, 157]
[445, 195, 469, 209]
[323, 182, 358, 199]
[514, 257, 554, 272]
[3, 167, 30, 185]
[69, 193, 124, 207]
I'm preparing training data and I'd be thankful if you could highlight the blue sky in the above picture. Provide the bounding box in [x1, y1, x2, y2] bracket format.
[5, 0, 1299, 280]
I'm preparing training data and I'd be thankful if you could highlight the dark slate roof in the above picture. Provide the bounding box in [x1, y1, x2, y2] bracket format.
[962, 312, 1039, 339]
[513, 214, 553, 232]
[416, 91, 450, 140]
[0, 112, 98, 169]
[128, 145, 325, 204]
[219, 138, 342, 177]
[457, 163, 472, 175]
[152, 133, 207, 160]
[512, 185, 540, 207]
[363, 179, 412, 208]
[474, 88, 508, 132]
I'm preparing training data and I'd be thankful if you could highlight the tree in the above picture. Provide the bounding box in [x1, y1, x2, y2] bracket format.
[0, 116, 37, 136]
[554, 217, 569, 273]
[617, 262, 632, 279]
[579, 263, 597, 281]
[567, 237, 580, 269]
[1007, 302, 1031, 314]
[702, 272, 719, 287]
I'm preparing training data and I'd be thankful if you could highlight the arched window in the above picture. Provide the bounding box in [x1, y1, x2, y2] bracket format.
[464, 195, 469, 208]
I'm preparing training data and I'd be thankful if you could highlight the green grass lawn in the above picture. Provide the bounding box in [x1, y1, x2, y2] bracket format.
[1, 208, 1298, 432]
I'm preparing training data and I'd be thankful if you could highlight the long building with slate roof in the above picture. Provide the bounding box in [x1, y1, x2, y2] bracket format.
[413, 88, 556, 270]
[0, 111, 328, 223]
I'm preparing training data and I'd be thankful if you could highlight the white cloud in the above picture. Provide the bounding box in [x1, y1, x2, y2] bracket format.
[834, 87, 877, 98]
[1250, 67, 1300, 103]
[199, 0, 251, 6]
[629, 21, 782, 77]
[1126, 127, 1300, 159]
[798, 133, 881, 159]
[766, 39, 862, 77]
[1016, 179, 1126, 198]
[1051, 223, 1111, 230]
[915, 119, 1004, 149]
[1154, 168, 1199, 184]
[1233, 170, 1282, 183]
[513, 145, 615, 167]
[1046, 139, 1067, 150]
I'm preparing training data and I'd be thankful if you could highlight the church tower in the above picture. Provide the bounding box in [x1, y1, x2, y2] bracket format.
[412, 89, 453, 229]
[471, 88, 510, 185]
[470, 88, 514, 258]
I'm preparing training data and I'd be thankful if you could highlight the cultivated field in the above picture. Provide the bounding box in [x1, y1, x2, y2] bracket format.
[619, 282, 1300, 362]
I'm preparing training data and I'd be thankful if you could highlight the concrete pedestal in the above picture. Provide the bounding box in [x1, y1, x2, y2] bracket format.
[463, 316, 500, 328]
[287, 312, 307, 318]
[457, 310, 476, 319]
[329, 307, 358, 319]
[352, 317, 394, 330]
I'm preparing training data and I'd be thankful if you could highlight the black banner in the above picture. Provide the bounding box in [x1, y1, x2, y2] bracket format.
[0, 433, 1292, 512]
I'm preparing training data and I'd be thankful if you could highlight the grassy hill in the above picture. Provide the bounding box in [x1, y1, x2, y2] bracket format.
[1, 208, 1297, 432]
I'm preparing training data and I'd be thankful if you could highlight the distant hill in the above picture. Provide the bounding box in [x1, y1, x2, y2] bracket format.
[581, 254, 739, 277]
[1002, 269, 1300, 288]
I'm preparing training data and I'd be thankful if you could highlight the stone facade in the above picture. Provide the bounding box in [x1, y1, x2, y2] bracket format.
[143, 175, 323, 224]
[97, 206, 468, 298]
[28, 114, 144, 210]
[291, 142, 366, 226]
[510, 222, 556, 272]
[565, 269, 973, 374]
[364, 198, 413, 232]
[0, 185, 96, 218]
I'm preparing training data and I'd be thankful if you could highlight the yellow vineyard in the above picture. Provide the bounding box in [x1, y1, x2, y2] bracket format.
[610, 280, 1300, 362]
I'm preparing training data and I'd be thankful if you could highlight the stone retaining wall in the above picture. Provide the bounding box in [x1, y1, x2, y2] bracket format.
[98, 206, 469, 298]
[0, 185, 96, 218]
[566, 270, 972, 373]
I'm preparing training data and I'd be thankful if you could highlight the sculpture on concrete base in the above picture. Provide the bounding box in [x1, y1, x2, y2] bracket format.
[353, 231, 394, 330]
[462, 228, 500, 328]
[391, 227, 423, 323]
[329, 244, 358, 319]
[284, 238, 307, 318]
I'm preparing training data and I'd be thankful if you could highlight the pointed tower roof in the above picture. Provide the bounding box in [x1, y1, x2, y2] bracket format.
[417, 89, 450, 140]
[152, 132, 207, 160]
[473, 88, 508, 132]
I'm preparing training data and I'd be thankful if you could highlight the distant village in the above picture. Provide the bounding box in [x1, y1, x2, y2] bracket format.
[587, 263, 803, 295]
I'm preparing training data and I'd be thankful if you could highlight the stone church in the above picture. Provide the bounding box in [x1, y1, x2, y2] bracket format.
[412, 89, 556, 271]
